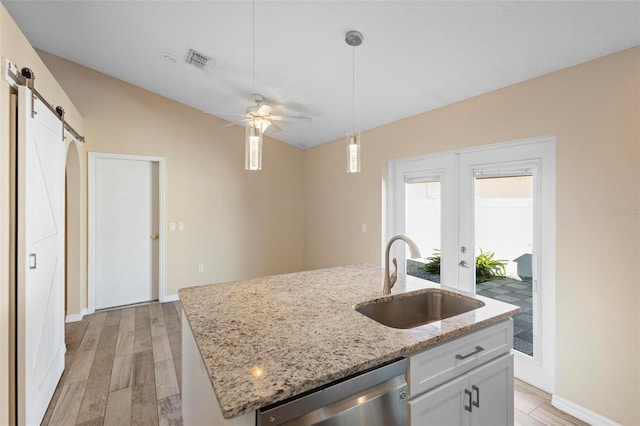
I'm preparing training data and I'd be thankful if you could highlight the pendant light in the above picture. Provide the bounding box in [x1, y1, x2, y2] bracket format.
[246, 0, 263, 171]
[345, 30, 363, 174]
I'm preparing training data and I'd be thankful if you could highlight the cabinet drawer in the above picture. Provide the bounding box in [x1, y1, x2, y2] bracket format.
[408, 319, 512, 397]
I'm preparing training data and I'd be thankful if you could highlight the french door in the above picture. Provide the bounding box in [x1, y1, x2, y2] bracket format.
[389, 137, 556, 393]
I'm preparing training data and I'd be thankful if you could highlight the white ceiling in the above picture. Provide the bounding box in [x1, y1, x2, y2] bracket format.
[3, 1, 639, 149]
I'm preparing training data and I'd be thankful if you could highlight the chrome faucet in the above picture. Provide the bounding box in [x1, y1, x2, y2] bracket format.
[383, 235, 422, 295]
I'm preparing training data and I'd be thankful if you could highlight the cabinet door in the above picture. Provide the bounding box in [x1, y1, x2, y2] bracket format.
[409, 374, 470, 426]
[468, 354, 514, 426]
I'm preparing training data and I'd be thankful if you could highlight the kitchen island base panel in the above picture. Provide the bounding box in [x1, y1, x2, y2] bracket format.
[182, 309, 255, 426]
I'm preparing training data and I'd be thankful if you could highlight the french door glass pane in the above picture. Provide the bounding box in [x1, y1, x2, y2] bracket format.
[405, 180, 441, 283]
[474, 174, 534, 356]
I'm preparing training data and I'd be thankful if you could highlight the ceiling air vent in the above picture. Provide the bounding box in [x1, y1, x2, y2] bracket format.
[186, 49, 211, 70]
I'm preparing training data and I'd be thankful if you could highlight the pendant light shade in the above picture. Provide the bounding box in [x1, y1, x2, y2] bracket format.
[346, 131, 361, 173]
[245, 117, 268, 171]
[345, 30, 363, 174]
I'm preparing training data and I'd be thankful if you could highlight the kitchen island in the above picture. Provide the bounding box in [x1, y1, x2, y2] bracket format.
[179, 264, 520, 425]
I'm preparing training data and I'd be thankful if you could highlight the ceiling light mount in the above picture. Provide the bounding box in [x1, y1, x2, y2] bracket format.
[345, 30, 363, 47]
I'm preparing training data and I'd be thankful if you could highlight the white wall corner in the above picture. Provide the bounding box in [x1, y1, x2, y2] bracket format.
[163, 294, 180, 303]
[552, 394, 622, 426]
[65, 308, 88, 323]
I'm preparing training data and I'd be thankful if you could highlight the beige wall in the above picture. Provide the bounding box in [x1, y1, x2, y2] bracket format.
[304, 47, 640, 424]
[0, 4, 85, 423]
[38, 51, 306, 303]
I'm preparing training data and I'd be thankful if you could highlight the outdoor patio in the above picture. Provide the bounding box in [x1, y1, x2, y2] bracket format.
[407, 260, 533, 356]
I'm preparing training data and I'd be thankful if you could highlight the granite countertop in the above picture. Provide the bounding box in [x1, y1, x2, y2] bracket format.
[178, 264, 520, 419]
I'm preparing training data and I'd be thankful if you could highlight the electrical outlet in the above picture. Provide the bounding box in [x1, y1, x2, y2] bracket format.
[361, 224, 367, 233]
[198, 264, 204, 273]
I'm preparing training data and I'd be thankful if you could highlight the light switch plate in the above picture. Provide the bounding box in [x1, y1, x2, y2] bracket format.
[169, 222, 176, 231]
[178, 222, 184, 231]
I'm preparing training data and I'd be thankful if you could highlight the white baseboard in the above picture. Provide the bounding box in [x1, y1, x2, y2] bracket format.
[552, 394, 621, 426]
[163, 294, 180, 302]
[65, 308, 88, 323]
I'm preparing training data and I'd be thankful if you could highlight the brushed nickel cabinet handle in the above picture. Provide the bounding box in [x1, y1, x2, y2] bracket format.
[472, 384, 480, 407]
[464, 389, 472, 412]
[455, 345, 484, 360]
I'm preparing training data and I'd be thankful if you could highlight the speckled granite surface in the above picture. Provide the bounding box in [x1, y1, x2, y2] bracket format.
[178, 264, 519, 419]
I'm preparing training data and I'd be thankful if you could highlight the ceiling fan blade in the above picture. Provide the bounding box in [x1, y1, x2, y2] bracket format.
[270, 115, 312, 124]
[267, 122, 282, 133]
[207, 111, 249, 118]
[257, 104, 273, 115]
[221, 118, 249, 128]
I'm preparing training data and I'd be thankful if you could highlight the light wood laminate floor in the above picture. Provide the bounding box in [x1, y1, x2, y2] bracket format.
[43, 302, 585, 426]
[42, 301, 183, 426]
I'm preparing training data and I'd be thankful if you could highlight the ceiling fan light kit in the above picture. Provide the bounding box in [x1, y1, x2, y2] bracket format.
[346, 30, 363, 174]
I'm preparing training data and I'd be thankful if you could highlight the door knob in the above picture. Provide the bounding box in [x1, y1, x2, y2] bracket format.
[459, 260, 469, 268]
[151, 234, 159, 240]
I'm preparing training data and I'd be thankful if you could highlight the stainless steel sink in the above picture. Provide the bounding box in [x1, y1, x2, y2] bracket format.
[354, 289, 485, 329]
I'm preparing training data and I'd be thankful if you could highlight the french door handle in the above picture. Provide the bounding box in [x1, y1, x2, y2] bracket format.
[458, 260, 470, 268]
[455, 345, 484, 360]
[472, 385, 480, 407]
[464, 389, 472, 412]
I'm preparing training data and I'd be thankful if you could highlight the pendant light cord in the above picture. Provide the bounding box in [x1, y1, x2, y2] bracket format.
[352, 46, 355, 134]
[252, 0, 256, 95]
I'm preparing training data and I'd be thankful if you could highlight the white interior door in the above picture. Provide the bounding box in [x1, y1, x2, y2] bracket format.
[16, 87, 66, 425]
[92, 155, 160, 310]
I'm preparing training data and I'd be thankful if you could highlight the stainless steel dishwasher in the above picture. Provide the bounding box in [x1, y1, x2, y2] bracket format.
[257, 358, 408, 426]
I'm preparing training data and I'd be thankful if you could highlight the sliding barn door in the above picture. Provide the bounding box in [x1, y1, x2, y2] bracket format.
[16, 86, 66, 425]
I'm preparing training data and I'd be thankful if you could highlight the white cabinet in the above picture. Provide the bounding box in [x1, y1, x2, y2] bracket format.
[408, 320, 514, 426]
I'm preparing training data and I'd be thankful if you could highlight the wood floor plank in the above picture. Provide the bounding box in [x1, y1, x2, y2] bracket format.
[132, 351, 155, 386]
[172, 356, 182, 393]
[131, 381, 159, 426]
[104, 387, 132, 426]
[162, 304, 181, 335]
[76, 375, 110, 424]
[89, 346, 116, 379]
[150, 317, 167, 337]
[98, 325, 119, 349]
[154, 359, 179, 400]
[515, 407, 547, 426]
[166, 332, 181, 360]
[78, 324, 104, 352]
[65, 350, 96, 384]
[48, 380, 87, 426]
[67, 320, 89, 344]
[76, 418, 104, 426]
[134, 328, 153, 353]
[109, 355, 134, 392]
[115, 330, 135, 356]
[531, 402, 589, 426]
[135, 305, 151, 330]
[157, 395, 182, 426]
[119, 308, 136, 334]
[151, 334, 172, 363]
[515, 381, 547, 414]
[148, 303, 163, 321]
[104, 309, 122, 327]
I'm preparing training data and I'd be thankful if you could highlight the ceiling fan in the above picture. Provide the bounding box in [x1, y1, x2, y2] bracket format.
[211, 93, 312, 134]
